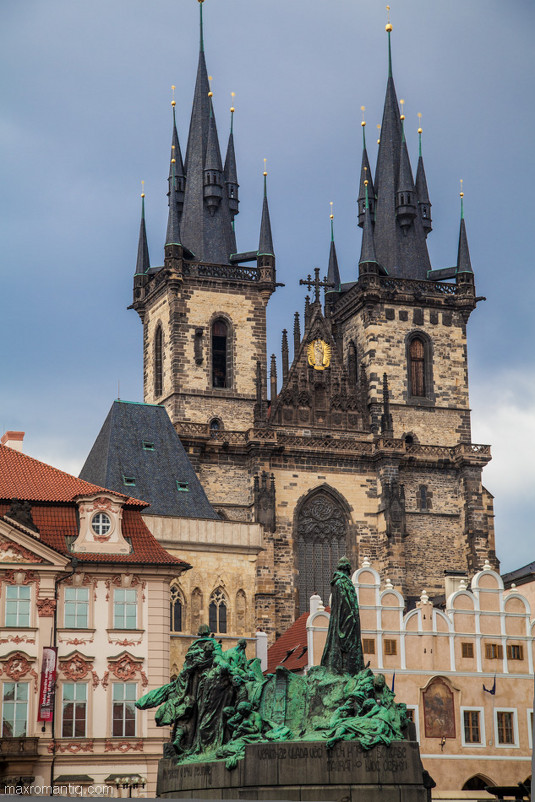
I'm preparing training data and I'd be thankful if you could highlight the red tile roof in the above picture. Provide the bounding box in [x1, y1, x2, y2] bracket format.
[0, 446, 189, 568]
[266, 606, 331, 674]
[0, 445, 144, 506]
[267, 611, 309, 673]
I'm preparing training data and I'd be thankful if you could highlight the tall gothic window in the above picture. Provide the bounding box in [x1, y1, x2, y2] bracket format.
[154, 325, 163, 398]
[209, 587, 228, 634]
[212, 320, 228, 388]
[296, 489, 348, 614]
[409, 336, 426, 397]
[170, 583, 183, 632]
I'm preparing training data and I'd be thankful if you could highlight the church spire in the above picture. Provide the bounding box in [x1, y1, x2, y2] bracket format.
[396, 117, 417, 230]
[135, 183, 150, 275]
[165, 158, 182, 246]
[456, 183, 473, 275]
[224, 97, 239, 219]
[326, 205, 341, 293]
[258, 167, 274, 256]
[415, 116, 432, 236]
[359, 179, 378, 270]
[168, 90, 185, 218]
[372, 18, 431, 279]
[179, 1, 235, 263]
[357, 111, 375, 228]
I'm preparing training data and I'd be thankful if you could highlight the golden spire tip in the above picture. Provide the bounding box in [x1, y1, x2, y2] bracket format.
[386, 6, 392, 32]
[263, 157, 268, 177]
[171, 85, 176, 107]
[460, 178, 464, 198]
[141, 179, 145, 198]
[330, 201, 334, 220]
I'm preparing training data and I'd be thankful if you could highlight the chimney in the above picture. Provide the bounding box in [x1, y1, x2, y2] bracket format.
[1, 431, 24, 452]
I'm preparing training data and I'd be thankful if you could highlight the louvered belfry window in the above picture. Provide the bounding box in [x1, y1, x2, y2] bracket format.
[409, 337, 426, 397]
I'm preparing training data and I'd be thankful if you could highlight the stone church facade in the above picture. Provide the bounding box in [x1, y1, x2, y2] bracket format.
[130, 8, 497, 642]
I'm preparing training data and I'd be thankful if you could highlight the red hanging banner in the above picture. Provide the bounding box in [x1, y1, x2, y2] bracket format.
[38, 646, 58, 722]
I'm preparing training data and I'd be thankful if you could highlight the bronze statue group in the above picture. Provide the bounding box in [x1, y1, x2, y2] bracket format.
[137, 558, 408, 770]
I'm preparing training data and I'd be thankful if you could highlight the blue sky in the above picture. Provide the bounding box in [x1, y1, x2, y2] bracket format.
[1, 1, 534, 573]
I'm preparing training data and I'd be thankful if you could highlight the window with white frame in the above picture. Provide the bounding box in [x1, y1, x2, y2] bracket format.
[461, 707, 485, 746]
[112, 683, 136, 737]
[405, 705, 420, 742]
[62, 683, 87, 738]
[2, 682, 29, 737]
[5, 585, 31, 627]
[113, 589, 137, 629]
[495, 708, 518, 747]
[64, 587, 89, 629]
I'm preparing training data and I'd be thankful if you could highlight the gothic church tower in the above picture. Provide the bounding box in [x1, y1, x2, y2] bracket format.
[131, 8, 497, 641]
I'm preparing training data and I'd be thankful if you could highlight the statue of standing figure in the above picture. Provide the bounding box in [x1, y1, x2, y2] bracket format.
[321, 556, 365, 675]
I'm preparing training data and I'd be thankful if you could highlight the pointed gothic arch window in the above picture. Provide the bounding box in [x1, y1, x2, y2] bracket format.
[154, 325, 163, 398]
[406, 332, 434, 402]
[169, 583, 184, 633]
[409, 337, 425, 397]
[296, 489, 349, 614]
[209, 587, 228, 634]
[212, 319, 229, 388]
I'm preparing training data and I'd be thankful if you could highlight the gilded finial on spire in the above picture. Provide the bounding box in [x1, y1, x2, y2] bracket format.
[361, 105, 367, 147]
[460, 179, 464, 219]
[386, 6, 393, 77]
[400, 98, 405, 122]
[230, 91, 235, 133]
[330, 202, 335, 241]
[377, 123, 381, 145]
[171, 85, 176, 108]
[263, 158, 268, 177]
[171, 144, 176, 165]
[141, 180, 145, 199]
[417, 112, 423, 156]
[208, 75, 213, 99]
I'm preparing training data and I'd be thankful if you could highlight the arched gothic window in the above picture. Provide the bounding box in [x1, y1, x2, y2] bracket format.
[154, 325, 163, 398]
[462, 776, 496, 791]
[169, 584, 183, 632]
[209, 587, 228, 634]
[409, 336, 426, 397]
[296, 489, 349, 614]
[212, 320, 228, 388]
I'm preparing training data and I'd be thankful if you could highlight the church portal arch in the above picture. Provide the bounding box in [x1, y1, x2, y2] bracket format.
[294, 485, 352, 615]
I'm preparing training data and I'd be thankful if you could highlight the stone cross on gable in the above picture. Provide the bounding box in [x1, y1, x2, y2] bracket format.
[299, 267, 333, 304]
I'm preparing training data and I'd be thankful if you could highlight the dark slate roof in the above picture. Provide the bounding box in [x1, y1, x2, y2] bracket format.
[502, 562, 535, 588]
[258, 175, 274, 256]
[179, 43, 235, 264]
[456, 215, 473, 274]
[79, 401, 219, 519]
[326, 224, 341, 293]
[371, 38, 431, 280]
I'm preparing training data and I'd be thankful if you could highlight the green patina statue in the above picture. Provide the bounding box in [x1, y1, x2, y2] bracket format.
[136, 559, 408, 770]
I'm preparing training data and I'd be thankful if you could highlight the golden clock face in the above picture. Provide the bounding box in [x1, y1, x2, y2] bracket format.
[307, 339, 332, 371]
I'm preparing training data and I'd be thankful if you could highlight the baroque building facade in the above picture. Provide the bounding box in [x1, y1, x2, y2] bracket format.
[130, 8, 497, 642]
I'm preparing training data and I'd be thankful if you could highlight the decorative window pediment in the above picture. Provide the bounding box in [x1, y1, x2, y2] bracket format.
[72, 494, 130, 556]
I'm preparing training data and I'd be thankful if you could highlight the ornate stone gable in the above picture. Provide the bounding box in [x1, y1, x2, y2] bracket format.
[268, 302, 365, 431]
[0, 536, 43, 564]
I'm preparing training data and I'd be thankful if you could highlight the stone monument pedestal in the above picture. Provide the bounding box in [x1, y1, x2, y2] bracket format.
[157, 739, 431, 800]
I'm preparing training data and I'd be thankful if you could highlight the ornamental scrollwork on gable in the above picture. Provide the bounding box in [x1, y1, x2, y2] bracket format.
[0, 537, 42, 564]
[58, 652, 100, 689]
[102, 652, 148, 690]
[0, 651, 38, 691]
